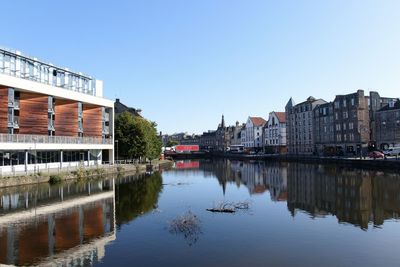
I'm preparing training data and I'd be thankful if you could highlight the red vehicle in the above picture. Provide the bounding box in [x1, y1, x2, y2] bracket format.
[368, 151, 384, 159]
[174, 145, 200, 153]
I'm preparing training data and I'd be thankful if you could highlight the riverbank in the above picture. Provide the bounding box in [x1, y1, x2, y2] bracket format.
[0, 160, 173, 188]
[210, 152, 400, 171]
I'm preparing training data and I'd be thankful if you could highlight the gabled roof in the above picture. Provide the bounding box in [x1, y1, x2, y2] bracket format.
[274, 112, 286, 123]
[249, 117, 267, 126]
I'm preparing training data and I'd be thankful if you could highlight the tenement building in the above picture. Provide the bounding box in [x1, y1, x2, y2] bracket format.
[286, 97, 326, 155]
[0, 47, 114, 174]
[314, 90, 370, 156]
[264, 111, 287, 154]
[242, 117, 267, 151]
[332, 90, 370, 156]
[313, 102, 335, 155]
[375, 100, 400, 149]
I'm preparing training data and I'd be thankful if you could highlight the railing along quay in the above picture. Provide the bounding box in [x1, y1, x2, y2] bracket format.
[0, 133, 113, 145]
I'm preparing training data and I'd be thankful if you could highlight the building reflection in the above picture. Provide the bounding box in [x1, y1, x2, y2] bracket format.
[0, 179, 116, 266]
[197, 159, 400, 229]
[287, 164, 400, 229]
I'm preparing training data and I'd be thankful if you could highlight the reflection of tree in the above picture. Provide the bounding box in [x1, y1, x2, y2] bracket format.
[115, 172, 163, 226]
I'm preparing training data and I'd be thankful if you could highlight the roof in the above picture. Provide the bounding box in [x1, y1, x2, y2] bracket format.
[274, 112, 286, 123]
[115, 99, 142, 117]
[250, 117, 267, 126]
[378, 100, 400, 112]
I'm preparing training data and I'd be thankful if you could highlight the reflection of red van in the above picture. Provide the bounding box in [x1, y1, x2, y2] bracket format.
[175, 161, 200, 169]
[174, 145, 199, 153]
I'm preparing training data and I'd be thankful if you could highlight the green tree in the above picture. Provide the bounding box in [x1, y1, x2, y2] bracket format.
[115, 111, 162, 161]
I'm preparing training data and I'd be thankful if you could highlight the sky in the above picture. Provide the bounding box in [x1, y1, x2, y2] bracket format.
[1, 0, 400, 134]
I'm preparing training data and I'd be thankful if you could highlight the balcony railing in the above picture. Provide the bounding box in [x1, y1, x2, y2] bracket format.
[0, 133, 113, 145]
[7, 115, 19, 128]
[8, 98, 20, 109]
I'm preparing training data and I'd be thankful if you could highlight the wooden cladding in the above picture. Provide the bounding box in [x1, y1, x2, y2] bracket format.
[0, 87, 8, 134]
[83, 104, 103, 137]
[19, 93, 48, 135]
[55, 100, 78, 137]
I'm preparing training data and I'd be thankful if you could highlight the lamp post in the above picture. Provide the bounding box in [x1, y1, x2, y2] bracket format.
[115, 140, 119, 164]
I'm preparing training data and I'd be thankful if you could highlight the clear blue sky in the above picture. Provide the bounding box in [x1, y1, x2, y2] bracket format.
[1, 0, 400, 134]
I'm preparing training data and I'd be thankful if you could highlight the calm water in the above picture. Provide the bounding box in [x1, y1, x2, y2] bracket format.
[1, 159, 400, 266]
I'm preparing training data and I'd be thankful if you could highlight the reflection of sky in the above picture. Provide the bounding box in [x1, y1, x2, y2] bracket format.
[97, 167, 400, 267]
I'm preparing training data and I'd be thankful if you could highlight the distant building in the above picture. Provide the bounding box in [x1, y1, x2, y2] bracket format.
[314, 102, 335, 155]
[375, 100, 400, 149]
[264, 112, 287, 154]
[331, 90, 370, 156]
[369, 91, 399, 148]
[286, 96, 327, 155]
[242, 117, 267, 151]
[114, 98, 142, 117]
[199, 130, 217, 150]
[229, 122, 244, 147]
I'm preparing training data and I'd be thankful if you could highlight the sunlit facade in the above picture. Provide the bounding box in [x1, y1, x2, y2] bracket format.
[0, 47, 114, 174]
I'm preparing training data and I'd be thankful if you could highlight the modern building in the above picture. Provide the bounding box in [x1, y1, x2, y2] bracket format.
[0, 47, 114, 174]
[375, 100, 400, 149]
[286, 96, 327, 155]
[242, 117, 267, 151]
[264, 111, 287, 154]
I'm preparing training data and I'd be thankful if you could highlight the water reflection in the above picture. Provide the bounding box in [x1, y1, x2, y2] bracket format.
[198, 159, 400, 230]
[0, 172, 163, 266]
[115, 172, 163, 226]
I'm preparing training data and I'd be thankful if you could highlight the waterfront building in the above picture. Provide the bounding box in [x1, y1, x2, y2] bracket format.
[242, 117, 267, 151]
[263, 111, 287, 154]
[375, 100, 400, 149]
[314, 102, 335, 155]
[0, 47, 114, 174]
[285, 96, 327, 155]
[199, 130, 217, 150]
[229, 121, 244, 147]
[332, 90, 370, 156]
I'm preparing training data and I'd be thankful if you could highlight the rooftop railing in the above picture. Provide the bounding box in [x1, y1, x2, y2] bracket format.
[0, 133, 113, 145]
[0, 47, 97, 96]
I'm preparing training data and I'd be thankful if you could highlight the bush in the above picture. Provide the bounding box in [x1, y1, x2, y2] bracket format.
[49, 174, 63, 184]
[94, 167, 105, 177]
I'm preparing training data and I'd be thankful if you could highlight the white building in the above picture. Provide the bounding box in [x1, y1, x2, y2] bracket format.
[242, 117, 266, 151]
[264, 111, 287, 154]
[0, 47, 114, 175]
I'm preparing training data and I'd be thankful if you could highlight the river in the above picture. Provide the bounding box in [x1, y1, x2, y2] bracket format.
[0, 159, 400, 266]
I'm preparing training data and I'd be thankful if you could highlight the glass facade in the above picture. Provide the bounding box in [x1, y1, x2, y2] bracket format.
[0, 47, 97, 96]
[0, 150, 100, 166]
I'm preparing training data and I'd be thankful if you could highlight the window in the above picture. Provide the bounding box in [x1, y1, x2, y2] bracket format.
[335, 113, 339, 120]
[351, 98, 355, 106]
[343, 100, 347, 107]
[343, 111, 348, 119]
[335, 101, 340, 109]
[349, 122, 354, 130]
[343, 123, 347, 130]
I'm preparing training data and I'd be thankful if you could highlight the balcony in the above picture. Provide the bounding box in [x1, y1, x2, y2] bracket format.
[0, 133, 113, 145]
[7, 115, 19, 128]
[8, 98, 20, 110]
[103, 112, 110, 122]
[102, 126, 110, 135]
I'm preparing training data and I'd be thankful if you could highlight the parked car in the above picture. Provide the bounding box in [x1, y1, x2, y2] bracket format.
[383, 147, 400, 156]
[368, 151, 385, 159]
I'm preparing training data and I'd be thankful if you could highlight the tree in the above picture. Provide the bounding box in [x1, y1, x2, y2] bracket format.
[115, 111, 162, 161]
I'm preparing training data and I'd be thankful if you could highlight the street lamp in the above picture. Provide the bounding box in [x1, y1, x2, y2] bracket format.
[115, 140, 119, 164]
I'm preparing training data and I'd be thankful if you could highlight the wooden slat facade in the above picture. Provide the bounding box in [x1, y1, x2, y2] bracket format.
[55, 100, 78, 137]
[19, 93, 48, 135]
[0, 87, 8, 134]
[83, 104, 103, 137]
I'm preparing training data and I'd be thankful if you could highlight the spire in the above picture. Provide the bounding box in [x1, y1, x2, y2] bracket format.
[221, 114, 225, 128]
